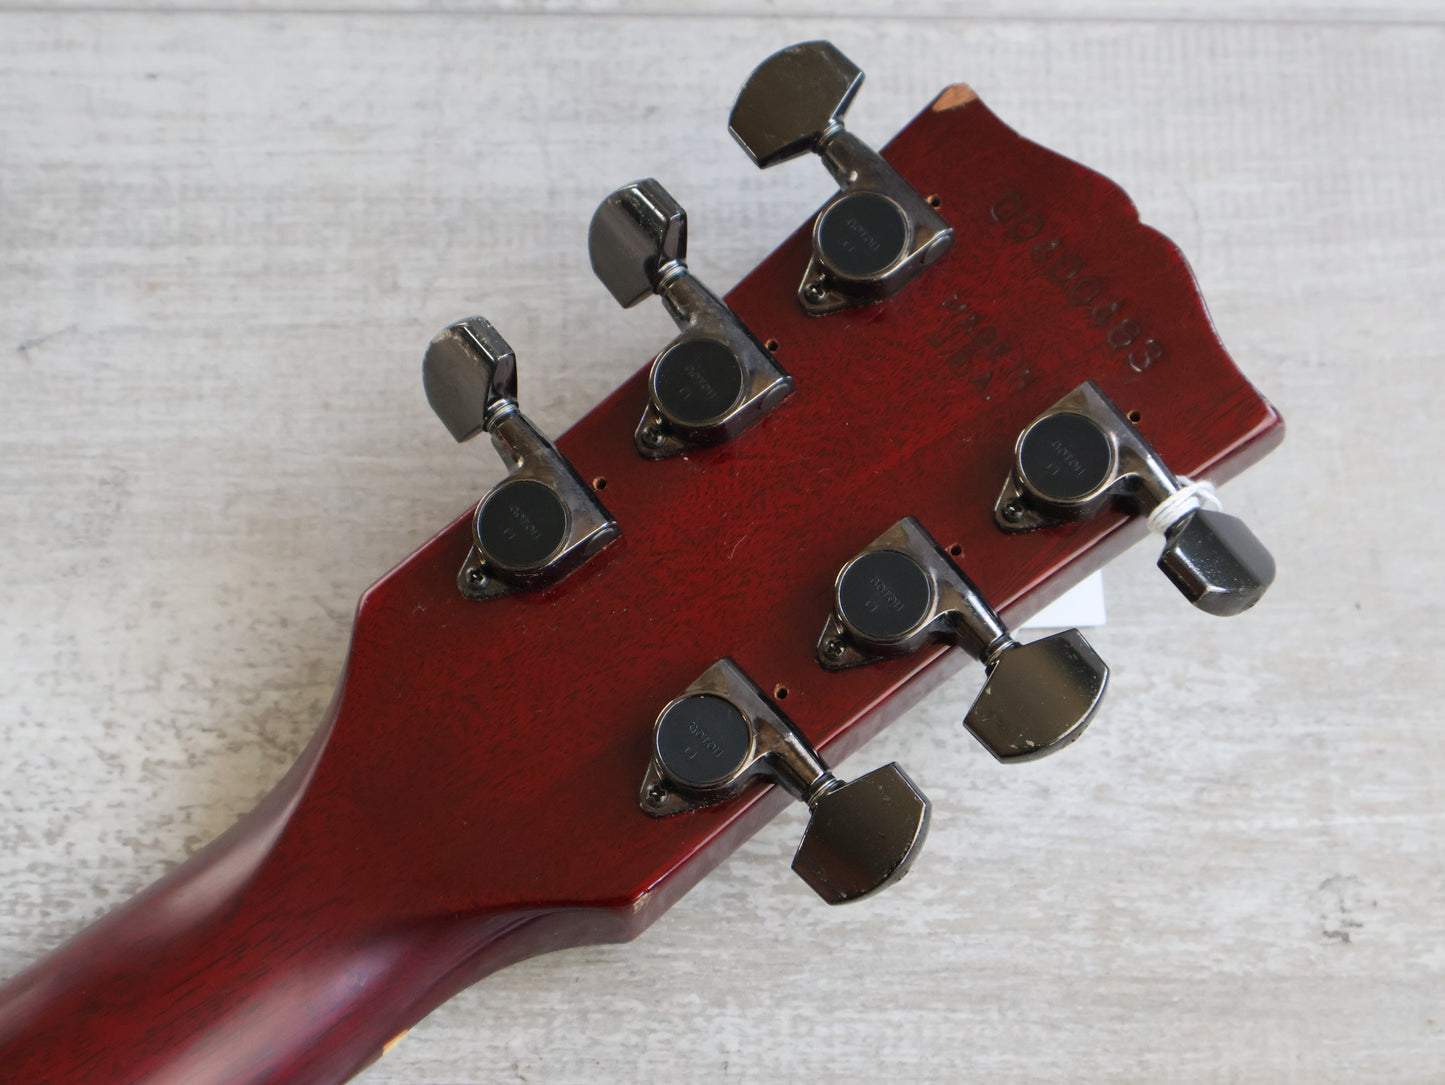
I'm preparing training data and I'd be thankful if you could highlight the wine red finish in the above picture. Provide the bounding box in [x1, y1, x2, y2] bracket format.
[0, 85, 1281, 1084]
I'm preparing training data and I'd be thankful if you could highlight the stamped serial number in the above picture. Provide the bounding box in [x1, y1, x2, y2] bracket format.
[988, 192, 1165, 373]
[926, 290, 1011, 374]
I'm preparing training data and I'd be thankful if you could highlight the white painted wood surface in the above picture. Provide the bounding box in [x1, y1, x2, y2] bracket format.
[2, 7, 1442, 1083]
[4, 1, 1440, 21]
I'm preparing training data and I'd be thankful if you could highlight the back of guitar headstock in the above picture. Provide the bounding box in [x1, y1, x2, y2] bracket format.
[0, 41, 1281, 1085]
[319, 43, 1280, 919]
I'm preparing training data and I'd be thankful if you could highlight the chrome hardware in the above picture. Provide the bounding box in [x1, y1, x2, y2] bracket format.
[817, 517, 1108, 762]
[639, 658, 930, 905]
[589, 179, 793, 458]
[994, 381, 1276, 616]
[423, 317, 619, 600]
[728, 41, 954, 315]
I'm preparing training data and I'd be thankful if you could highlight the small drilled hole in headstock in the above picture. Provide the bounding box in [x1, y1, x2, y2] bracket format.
[765, 338, 780, 352]
[948, 543, 963, 557]
[927, 194, 942, 208]
[773, 685, 789, 701]
[1127, 410, 1142, 423]
[592, 477, 608, 491]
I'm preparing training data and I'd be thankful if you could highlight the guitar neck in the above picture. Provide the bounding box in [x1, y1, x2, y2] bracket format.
[0, 689, 631, 1084]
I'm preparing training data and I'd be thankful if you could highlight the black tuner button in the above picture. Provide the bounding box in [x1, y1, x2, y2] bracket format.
[996, 381, 1276, 616]
[639, 659, 930, 906]
[589, 179, 793, 459]
[422, 317, 619, 600]
[729, 41, 954, 315]
[1159, 507, 1277, 617]
[818, 517, 1109, 762]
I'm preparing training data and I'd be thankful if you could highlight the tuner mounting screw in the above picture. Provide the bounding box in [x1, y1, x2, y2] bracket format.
[804, 281, 829, 304]
[1001, 502, 1024, 523]
[640, 425, 666, 449]
[823, 637, 846, 660]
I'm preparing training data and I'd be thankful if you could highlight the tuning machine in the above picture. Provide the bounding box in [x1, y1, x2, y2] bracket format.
[817, 517, 1108, 762]
[589, 179, 793, 458]
[639, 659, 929, 905]
[423, 318, 619, 600]
[994, 381, 1275, 616]
[728, 41, 954, 315]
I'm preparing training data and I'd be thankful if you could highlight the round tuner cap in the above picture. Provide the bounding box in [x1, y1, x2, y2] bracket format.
[651, 338, 746, 428]
[836, 548, 934, 643]
[654, 694, 754, 792]
[815, 192, 909, 280]
[1017, 411, 1115, 503]
[475, 478, 568, 572]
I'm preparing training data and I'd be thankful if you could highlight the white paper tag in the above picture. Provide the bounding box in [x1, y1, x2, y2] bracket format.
[1018, 571, 1107, 629]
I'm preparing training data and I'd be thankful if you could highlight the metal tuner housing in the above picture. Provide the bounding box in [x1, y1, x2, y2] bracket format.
[638, 658, 930, 905]
[995, 381, 1276, 616]
[423, 318, 619, 600]
[728, 41, 954, 315]
[589, 179, 792, 459]
[817, 517, 1109, 762]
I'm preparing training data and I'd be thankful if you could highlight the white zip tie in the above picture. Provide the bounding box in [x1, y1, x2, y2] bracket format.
[1146, 476, 1222, 535]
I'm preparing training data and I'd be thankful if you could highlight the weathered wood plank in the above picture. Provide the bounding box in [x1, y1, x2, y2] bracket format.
[0, 1, 1440, 22]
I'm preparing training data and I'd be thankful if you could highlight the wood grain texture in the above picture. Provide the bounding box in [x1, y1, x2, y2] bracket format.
[1, 9, 1442, 1084]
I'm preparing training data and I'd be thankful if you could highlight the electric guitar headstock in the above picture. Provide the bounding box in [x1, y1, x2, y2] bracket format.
[0, 41, 1280, 1085]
